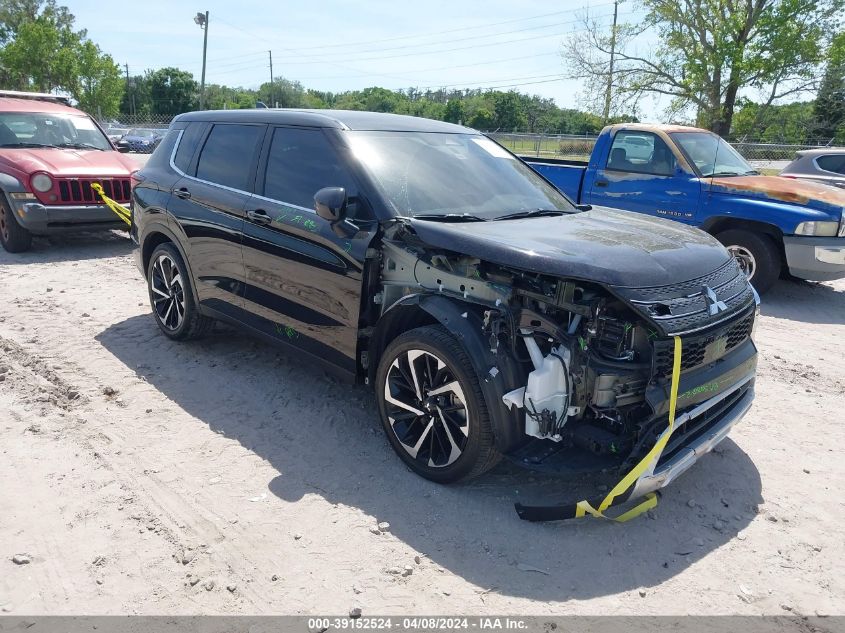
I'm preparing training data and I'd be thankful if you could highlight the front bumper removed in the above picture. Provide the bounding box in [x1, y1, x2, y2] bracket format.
[515, 371, 755, 522]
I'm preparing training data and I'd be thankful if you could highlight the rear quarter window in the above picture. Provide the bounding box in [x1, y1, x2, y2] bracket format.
[816, 154, 845, 175]
[173, 123, 206, 174]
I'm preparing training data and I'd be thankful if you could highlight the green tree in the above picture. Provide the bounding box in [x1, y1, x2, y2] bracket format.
[565, 0, 844, 136]
[73, 39, 123, 118]
[0, 0, 79, 45]
[258, 77, 305, 108]
[467, 107, 495, 130]
[492, 91, 526, 131]
[0, 11, 80, 91]
[149, 67, 197, 115]
[443, 99, 464, 124]
[813, 32, 845, 142]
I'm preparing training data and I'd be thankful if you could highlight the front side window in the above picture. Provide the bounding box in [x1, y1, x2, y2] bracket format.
[607, 131, 676, 176]
[195, 124, 264, 191]
[262, 127, 358, 209]
[816, 154, 845, 175]
[342, 131, 574, 218]
[671, 131, 756, 178]
[0, 112, 111, 150]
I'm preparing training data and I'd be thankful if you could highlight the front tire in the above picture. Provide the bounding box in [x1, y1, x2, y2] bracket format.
[715, 229, 780, 294]
[146, 243, 213, 340]
[375, 325, 500, 483]
[0, 199, 32, 253]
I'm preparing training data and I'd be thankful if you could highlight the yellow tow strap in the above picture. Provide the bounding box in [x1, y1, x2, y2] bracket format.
[574, 335, 683, 522]
[91, 182, 131, 226]
[514, 335, 684, 522]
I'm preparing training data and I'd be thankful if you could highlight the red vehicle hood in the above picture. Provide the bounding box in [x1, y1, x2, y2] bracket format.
[0, 148, 136, 177]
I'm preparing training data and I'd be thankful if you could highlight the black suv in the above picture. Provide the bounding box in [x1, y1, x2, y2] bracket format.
[132, 110, 758, 516]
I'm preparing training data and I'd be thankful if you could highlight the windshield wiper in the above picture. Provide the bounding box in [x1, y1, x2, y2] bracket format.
[494, 209, 566, 221]
[412, 213, 488, 222]
[0, 142, 55, 149]
[56, 142, 105, 151]
[702, 171, 748, 178]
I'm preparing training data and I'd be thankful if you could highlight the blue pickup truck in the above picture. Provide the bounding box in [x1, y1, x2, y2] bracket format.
[523, 124, 845, 293]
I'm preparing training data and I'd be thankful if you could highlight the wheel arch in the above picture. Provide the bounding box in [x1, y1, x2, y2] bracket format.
[370, 293, 526, 453]
[701, 216, 785, 244]
[140, 223, 200, 305]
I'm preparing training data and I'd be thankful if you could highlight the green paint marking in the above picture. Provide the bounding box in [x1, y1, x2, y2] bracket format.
[274, 323, 299, 340]
[647, 328, 659, 340]
[678, 381, 721, 400]
[578, 336, 587, 351]
[343, 241, 352, 253]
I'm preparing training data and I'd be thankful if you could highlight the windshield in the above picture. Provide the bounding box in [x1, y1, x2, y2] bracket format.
[343, 131, 575, 218]
[670, 131, 756, 177]
[0, 111, 111, 150]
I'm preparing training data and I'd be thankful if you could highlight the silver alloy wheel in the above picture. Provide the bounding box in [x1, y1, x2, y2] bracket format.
[150, 253, 186, 331]
[383, 349, 470, 468]
[727, 244, 757, 280]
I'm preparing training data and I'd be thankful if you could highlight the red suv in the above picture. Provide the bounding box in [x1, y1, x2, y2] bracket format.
[0, 91, 137, 252]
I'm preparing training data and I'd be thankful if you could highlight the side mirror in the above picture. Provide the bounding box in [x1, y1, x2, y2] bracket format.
[314, 187, 358, 238]
[116, 145, 130, 153]
[314, 187, 348, 222]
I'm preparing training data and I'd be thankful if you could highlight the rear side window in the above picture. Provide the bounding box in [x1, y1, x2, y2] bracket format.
[196, 124, 264, 191]
[144, 129, 179, 169]
[816, 154, 845, 175]
[262, 127, 357, 209]
[173, 123, 205, 173]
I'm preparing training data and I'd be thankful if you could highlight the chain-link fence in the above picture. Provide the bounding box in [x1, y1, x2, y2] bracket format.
[488, 132, 838, 172]
[97, 114, 174, 131]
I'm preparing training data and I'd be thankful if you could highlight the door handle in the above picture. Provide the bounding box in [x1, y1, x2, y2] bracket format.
[246, 209, 272, 225]
[174, 187, 191, 199]
[595, 180, 608, 187]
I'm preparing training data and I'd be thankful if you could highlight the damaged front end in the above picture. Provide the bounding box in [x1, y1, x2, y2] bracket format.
[375, 218, 758, 516]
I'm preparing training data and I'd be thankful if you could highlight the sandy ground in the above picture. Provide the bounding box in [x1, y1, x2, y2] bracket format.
[0, 227, 843, 617]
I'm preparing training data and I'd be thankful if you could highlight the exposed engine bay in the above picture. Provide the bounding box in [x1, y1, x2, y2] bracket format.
[376, 225, 678, 468]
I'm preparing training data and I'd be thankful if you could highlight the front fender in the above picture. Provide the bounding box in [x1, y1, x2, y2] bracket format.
[704, 193, 840, 234]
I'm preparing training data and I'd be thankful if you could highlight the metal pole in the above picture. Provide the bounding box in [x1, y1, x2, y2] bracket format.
[200, 11, 209, 110]
[602, 0, 619, 125]
[268, 50, 274, 108]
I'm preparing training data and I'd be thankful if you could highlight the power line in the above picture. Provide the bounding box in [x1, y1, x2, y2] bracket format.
[274, 14, 615, 60]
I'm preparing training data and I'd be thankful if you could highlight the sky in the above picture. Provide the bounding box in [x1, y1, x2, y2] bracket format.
[68, 0, 666, 119]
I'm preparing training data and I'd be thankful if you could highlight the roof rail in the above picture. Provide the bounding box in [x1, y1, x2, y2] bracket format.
[0, 90, 72, 106]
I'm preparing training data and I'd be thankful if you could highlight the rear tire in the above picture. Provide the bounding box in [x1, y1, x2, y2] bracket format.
[146, 242, 213, 340]
[375, 325, 500, 483]
[0, 199, 32, 253]
[715, 229, 780, 294]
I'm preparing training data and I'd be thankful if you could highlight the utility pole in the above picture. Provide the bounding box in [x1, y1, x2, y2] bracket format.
[194, 11, 209, 110]
[124, 63, 133, 117]
[268, 50, 274, 108]
[602, 0, 619, 126]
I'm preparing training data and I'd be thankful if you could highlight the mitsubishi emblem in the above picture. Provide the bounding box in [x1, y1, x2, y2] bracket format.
[703, 285, 728, 315]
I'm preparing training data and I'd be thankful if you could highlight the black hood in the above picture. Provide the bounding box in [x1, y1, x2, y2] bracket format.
[409, 207, 732, 288]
